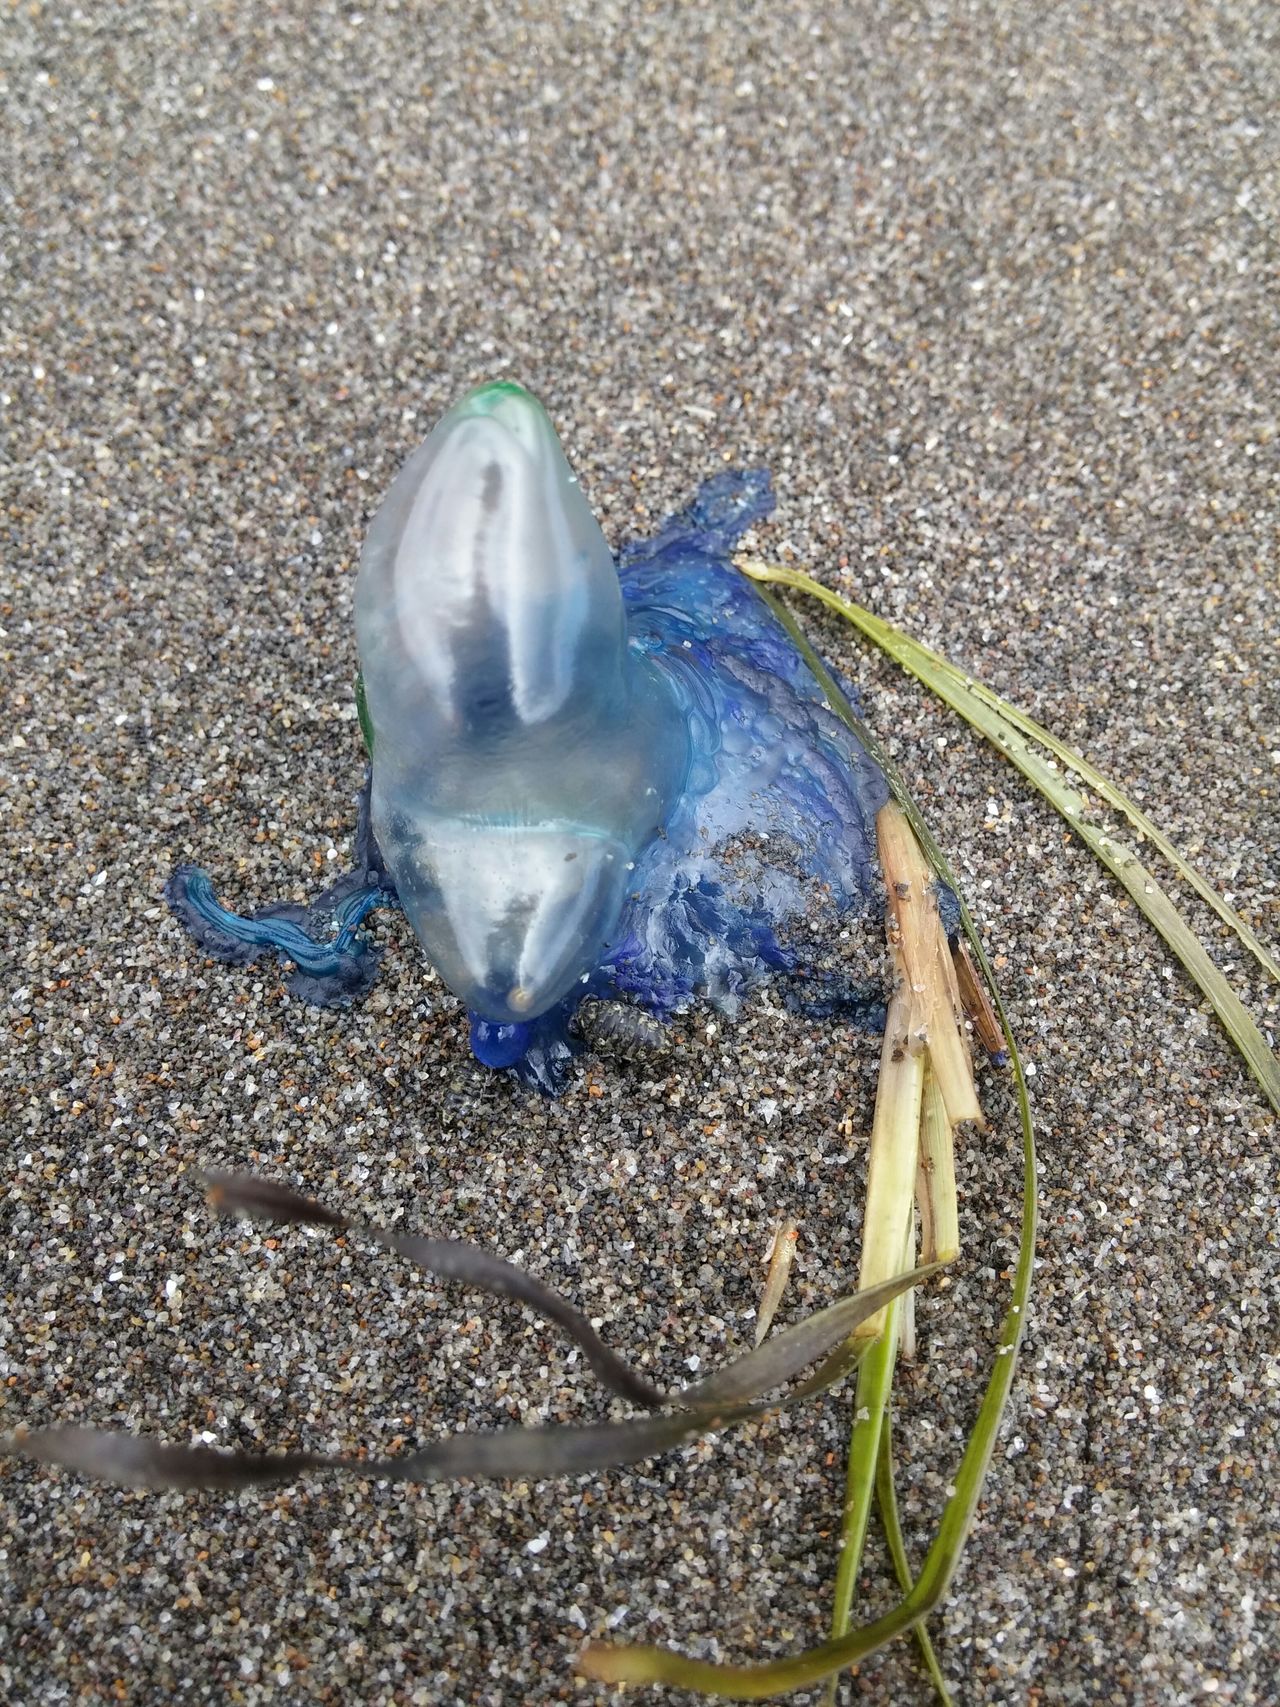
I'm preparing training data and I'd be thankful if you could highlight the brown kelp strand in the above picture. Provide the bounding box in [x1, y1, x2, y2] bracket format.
[3, 1173, 942, 1494]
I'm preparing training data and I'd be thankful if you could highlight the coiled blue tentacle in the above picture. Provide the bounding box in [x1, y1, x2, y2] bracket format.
[165, 865, 395, 1006]
[165, 774, 398, 1007]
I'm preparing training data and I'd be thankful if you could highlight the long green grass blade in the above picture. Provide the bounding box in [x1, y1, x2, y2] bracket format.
[822, 1299, 901, 1707]
[742, 562, 1280, 1117]
[582, 597, 1041, 1702]
[876, 1414, 953, 1707]
[739, 559, 1280, 988]
[970, 685, 1279, 985]
[580, 984, 1038, 1696]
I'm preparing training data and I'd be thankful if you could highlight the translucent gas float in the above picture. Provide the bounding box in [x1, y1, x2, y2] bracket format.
[168, 384, 893, 1088]
[354, 383, 690, 1029]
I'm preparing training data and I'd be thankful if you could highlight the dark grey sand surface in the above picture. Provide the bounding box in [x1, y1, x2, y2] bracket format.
[2, 3, 1277, 1703]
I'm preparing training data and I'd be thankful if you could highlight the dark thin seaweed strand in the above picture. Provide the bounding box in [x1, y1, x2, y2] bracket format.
[203, 1173, 668, 1410]
[205, 1181, 935, 1406]
[3, 1174, 941, 1492]
[203, 1173, 939, 1412]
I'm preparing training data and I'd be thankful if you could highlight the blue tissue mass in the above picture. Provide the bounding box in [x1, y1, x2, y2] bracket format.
[167, 384, 891, 1090]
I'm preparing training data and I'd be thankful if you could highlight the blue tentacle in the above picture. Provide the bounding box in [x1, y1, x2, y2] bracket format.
[164, 865, 394, 1006]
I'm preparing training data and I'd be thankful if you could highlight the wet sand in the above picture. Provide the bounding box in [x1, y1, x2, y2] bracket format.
[2, 4, 1276, 1702]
